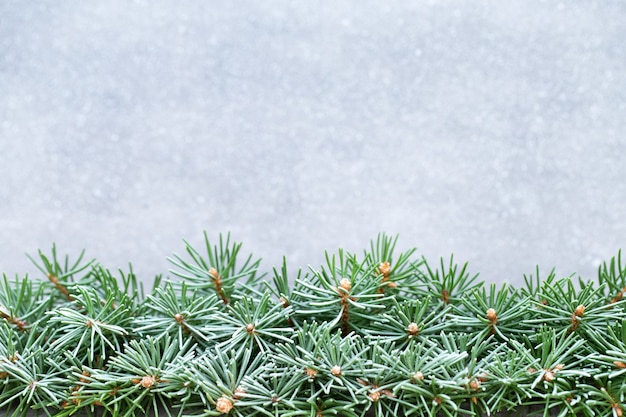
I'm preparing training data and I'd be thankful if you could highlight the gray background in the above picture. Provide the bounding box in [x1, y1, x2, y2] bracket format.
[1, 1, 625, 290]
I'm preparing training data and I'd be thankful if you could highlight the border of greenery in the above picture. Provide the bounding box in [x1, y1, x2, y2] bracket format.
[1, 233, 626, 417]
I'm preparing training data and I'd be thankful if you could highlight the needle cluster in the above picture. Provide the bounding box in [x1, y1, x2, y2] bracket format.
[1, 233, 626, 417]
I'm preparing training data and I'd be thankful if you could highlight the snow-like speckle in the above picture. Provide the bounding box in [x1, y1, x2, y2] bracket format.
[1, 1, 625, 287]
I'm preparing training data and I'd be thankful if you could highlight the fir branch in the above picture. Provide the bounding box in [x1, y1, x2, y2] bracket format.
[416, 255, 482, 307]
[46, 286, 132, 364]
[133, 281, 221, 349]
[362, 297, 449, 345]
[450, 283, 531, 343]
[363, 233, 422, 297]
[292, 249, 387, 336]
[206, 292, 294, 358]
[26, 244, 94, 302]
[168, 232, 261, 304]
[2, 234, 626, 417]
[0, 274, 51, 332]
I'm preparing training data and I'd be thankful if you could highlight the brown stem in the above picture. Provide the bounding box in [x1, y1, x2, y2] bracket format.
[0, 310, 27, 331]
[337, 279, 353, 336]
[377, 262, 394, 294]
[340, 299, 350, 336]
[174, 313, 191, 334]
[486, 308, 497, 335]
[570, 304, 585, 332]
[209, 268, 229, 304]
[611, 287, 626, 304]
[47, 273, 73, 301]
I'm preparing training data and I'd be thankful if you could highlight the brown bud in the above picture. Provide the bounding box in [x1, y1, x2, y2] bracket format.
[140, 375, 156, 389]
[574, 305, 585, 317]
[543, 370, 555, 382]
[216, 396, 234, 414]
[486, 308, 497, 323]
[369, 391, 381, 402]
[233, 386, 246, 400]
[381, 389, 396, 398]
[339, 278, 351, 292]
[407, 322, 419, 336]
[245, 323, 255, 334]
[378, 262, 391, 277]
[331, 365, 342, 376]
[615, 361, 626, 369]
[305, 367, 318, 379]
[412, 371, 424, 382]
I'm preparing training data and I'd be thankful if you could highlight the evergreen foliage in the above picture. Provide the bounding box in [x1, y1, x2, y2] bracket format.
[1, 233, 626, 416]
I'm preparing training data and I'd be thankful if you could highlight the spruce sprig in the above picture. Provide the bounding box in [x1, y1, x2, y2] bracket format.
[292, 249, 387, 335]
[415, 255, 482, 308]
[2, 232, 626, 417]
[168, 232, 261, 304]
[0, 274, 50, 333]
[46, 285, 132, 364]
[132, 281, 220, 349]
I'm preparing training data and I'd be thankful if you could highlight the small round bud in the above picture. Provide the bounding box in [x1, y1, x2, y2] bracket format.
[378, 262, 391, 277]
[216, 396, 234, 414]
[486, 308, 497, 323]
[469, 379, 481, 390]
[233, 386, 246, 400]
[554, 364, 565, 371]
[245, 323, 255, 334]
[574, 305, 585, 317]
[305, 367, 318, 379]
[209, 268, 220, 280]
[369, 391, 381, 402]
[331, 365, 342, 376]
[174, 313, 184, 323]
[339, 278, 351, 292]
[412, 371, 424, 382]
[543, 370, 555, 382]
[140, 375, 156, 389]
[407, 322, 419, 336]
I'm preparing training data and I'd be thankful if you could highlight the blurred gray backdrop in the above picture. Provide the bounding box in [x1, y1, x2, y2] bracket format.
[1, 1, 625, 288]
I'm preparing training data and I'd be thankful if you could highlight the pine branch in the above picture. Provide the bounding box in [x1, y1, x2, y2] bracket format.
[2, 233, 626, 416]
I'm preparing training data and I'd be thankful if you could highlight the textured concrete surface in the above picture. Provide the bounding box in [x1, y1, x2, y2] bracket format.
[1, 1, 625, 291]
